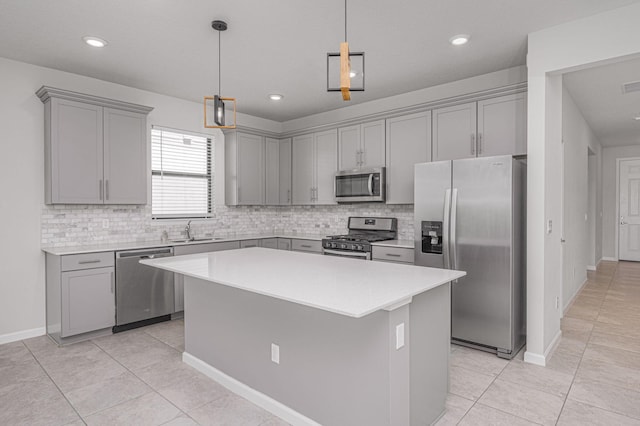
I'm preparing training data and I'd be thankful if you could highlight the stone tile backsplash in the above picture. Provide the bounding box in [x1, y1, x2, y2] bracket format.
[41, 204, 415, 247]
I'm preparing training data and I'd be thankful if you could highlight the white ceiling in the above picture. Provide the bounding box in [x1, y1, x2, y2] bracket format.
[1, 0, 639, 122]
[564, 57, 640, 147]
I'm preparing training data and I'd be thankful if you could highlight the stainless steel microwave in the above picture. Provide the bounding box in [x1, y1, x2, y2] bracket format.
[335, 167, 386, 203]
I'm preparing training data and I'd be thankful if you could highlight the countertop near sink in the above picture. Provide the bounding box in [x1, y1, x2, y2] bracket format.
[42, 233, 326, 256]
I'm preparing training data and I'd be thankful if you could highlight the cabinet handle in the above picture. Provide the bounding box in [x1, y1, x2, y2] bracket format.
[287, 189, 291, 203]
[362, 149, 366, 167]
[111, 271, 115, 294]
[310, 187, 313, 202]
[470, 134, 476, 156]
[385, 253, 402, 257]
[99, 180, 103, 201]
[105, 180, 110, 200]
[301, 244, 312, 248]
[238, 187, 241, 202]
[314, 187, 318, 202]
[478, 133, 483, 155]
[79, 259, 101, 264]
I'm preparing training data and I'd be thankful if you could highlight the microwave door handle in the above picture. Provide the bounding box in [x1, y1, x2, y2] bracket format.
[368, 174, 374, 196]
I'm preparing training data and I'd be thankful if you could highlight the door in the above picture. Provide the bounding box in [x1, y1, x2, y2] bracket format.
[414, 161, 452, 268]
[279, 138, 292, 205]
[292, 134, 315, 204]
[314, 129, 338, 204]
[338, 125, 360, 170]
[237, 133, 264, 205]
[51, 98, 104, 204]
[61, 267, 115, 337]
[265, 137, 280, 205]
[451, 156, 513, 351]
[619, 158, 640, 261]
[432, 102, 477, 161]
[361, 120, 386, 168]
[477, 93, 527, 157]
[385, 111, 432, 204]
[103, 108, 147, 204]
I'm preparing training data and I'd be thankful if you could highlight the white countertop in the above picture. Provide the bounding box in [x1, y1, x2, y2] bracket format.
[42, 233, 325, 255]
[371, 239, 414, 249]
[141, 247, 465, 318]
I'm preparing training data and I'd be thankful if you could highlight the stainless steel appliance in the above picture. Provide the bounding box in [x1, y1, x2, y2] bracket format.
[414, 155, 526, 359]
[114, 247, 175, 332]
[335, 167, 386, 203]
[322, 217, 397, 259]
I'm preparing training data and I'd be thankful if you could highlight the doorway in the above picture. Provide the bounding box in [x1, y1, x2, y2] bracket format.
[618, 158, 640, 261]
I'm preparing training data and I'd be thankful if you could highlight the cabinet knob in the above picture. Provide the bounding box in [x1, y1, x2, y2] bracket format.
[470, 134, 476, 156]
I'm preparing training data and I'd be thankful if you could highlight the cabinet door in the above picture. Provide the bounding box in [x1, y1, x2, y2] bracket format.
[240, 239, 261, 248]
[292, 134, 315, 204]
[477, 93, 527, 157]
[279, 139, 292, 205]
[61, 267, 115, 337]
[338, 125, 360, 170]
[385, 111, 431, 204]
[277, 238, 291, 250]
[237, 133, 265, 205]
[265, 137, 280, 205]
[314, 129, 338, 204]
[261, 238, 278, 249]
[432, 102, 477, 161]
[103, 108, 147, 204]
[50, 98, 104, 204]
[361, 120, 386, 168]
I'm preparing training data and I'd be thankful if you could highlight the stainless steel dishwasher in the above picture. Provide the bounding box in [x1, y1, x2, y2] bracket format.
[114, 247, 174, 332]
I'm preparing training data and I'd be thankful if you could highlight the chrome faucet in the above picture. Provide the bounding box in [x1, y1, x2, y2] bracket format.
[185, 220, 193, 241]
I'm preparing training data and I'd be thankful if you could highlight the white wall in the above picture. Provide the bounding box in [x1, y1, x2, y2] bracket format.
[0, 56, 282, 341]
[526, 2, 640, 365]
[561, 85, 602, 309]
[602, 145, 640, 259]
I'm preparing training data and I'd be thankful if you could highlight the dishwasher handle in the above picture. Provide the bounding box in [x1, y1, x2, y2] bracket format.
[116, 247, 173, 258]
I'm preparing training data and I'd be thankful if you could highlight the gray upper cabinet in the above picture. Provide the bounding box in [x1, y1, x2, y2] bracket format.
[385, 111, 432, 204]
[265, 137, 292, 205]
[225, 131, 265, 205]
[37, 86, 152, 205]
[433, 93, 527, 161]
[338, 120, 385, 170]
[292, 129, 337, 205]
[432, 102, 477, 162]
[477, 93, 527, 157]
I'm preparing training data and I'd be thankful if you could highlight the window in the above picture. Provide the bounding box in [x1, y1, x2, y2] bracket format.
[151, 127, 213, 218]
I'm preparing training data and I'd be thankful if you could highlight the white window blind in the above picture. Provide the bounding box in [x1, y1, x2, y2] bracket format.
[151, 128, 213, 218]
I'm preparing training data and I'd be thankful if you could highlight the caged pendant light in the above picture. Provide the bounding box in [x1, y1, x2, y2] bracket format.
[204, 20, 236, 128]
[327, 0, 364, 101]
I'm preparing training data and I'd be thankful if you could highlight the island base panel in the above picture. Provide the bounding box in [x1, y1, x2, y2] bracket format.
[183, 276, 450, 426]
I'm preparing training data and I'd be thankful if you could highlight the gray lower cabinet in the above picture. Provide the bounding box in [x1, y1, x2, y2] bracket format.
[46, 251, 115, 343]
[261, 238, 279, 249]
[173, 241, 241, 312]
[277, 238, 292, 250]
[372, 246, 414, 264]
[291, 239, 323, 254]
[37, 86, 152, 205]
[240, 239, 261, 248]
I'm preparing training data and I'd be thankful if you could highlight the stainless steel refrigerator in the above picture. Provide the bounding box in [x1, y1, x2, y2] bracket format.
[414, 155, 526, 359]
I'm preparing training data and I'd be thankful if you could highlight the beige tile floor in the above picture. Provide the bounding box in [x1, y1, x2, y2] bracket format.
[1, 260, 639, 425]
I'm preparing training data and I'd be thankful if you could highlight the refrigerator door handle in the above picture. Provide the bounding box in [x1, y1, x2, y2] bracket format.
[443, 188, 451, 269]
[450, 188, 459, 272]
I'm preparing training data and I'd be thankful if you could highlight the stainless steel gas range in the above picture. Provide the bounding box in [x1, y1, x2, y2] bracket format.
[322, 217, 398, 260]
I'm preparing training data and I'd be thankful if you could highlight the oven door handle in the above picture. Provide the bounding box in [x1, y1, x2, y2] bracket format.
[368, 173, 374, 196]
[323, 249, 369, 259]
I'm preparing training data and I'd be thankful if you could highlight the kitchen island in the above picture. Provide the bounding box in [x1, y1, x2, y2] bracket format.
[141, 247, 465, 426]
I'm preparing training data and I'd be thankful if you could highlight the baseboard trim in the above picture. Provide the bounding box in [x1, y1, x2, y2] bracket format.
[524, 329, 562, 367]
[0, 327, 45, 345]
[563, 278, 589, 313]
[183, 352, 321, 426]
[586, 265, 596, 271]
[602, 257, 618, 262]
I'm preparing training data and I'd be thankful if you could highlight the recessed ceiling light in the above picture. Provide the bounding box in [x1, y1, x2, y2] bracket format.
[83, 36, 108, 48]
[449, 34, 470, 46]
[634, 115, 640, 121]
[349, 71, 357, 78]
[268, 94, 283, 101]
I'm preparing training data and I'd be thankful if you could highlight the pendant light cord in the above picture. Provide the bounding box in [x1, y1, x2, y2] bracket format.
[218, 29, 221, 96]
[344, 0, 348, 42]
